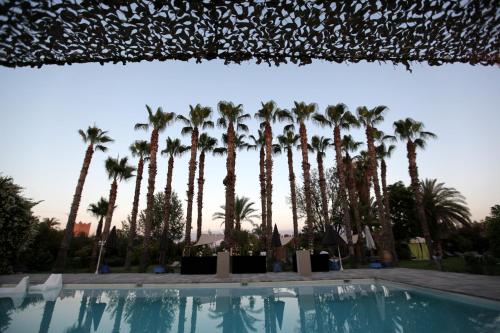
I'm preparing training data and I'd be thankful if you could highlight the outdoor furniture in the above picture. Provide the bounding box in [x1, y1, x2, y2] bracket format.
[0, 276, 29, 308]
[292, 253, 331, 272]
[29, 274, 62, 293]
[181, 256, 217, 275]
[231, 256, 266, 274]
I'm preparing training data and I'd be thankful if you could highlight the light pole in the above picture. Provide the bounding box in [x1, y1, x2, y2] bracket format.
[95, 240, 106, 275]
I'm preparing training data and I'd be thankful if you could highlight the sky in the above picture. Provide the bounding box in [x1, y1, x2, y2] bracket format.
[0, 60, 499, 236]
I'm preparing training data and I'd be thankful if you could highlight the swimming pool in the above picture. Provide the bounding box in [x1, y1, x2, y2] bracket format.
[1, 280, 499, 332]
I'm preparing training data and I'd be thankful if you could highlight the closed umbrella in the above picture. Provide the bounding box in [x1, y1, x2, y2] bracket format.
[364, 226, 376, 250]
[322, 224, 345, 271]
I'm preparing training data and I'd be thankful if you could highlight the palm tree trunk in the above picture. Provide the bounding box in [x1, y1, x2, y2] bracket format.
[53, 144, 94, 272]
[196, 151, 206, 242]
[407, 141, 440, 269]
[112, 296, 125, 333]
[299, 121, 314, 249]
[90, 216, 104, 270]
[381, 158, 398, 264]
[259, 146, 267, 248]
[102, 180, 118, 239]
[139, 128, 159, 272]
[345, 155, 364, 261]
[366, 126, 393, 263]
[185, 129, 199, 248]
[159, 155, 174, 266]
[316, 153, 330, 225]
[333, 127, 355, 261]
[287, 147, 299, 246]
[178, 297, 187, 333]
[38, 300, 56, 333]
[264, 122, 273, 253]
[223, 122, 236, 247]
[190, 298, 198, 333]
[125, 156, 144, 270]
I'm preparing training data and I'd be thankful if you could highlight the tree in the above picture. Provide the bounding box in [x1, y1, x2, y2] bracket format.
[88, 197, 109, 270]
[394, 117, 438, 267]
[135, 105, 176, 272]
[124, 140, 150, 270]
[196, 133, 218, 241]
[357, 106, 395, 263]
[290, 101, 317, 249]
[387, 181, 419, 243]
[254, 100, 291, 252]
[216, 101, 250, 246]
[313, 104, 359, 260]
[213, 196, 259, 232]
[0, 176, 38, 273]
[177, 104, 214, 247]
[310, 136, 333, 231]
[485, 205, 500, 257]
[53, 125, 112, 272]
[159, 137, 189, 265]
[277, 126, 300, 244]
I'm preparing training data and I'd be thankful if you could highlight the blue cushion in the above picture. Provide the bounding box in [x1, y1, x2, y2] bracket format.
[369, 262, 383, 269]
[154, 266, 166, 274]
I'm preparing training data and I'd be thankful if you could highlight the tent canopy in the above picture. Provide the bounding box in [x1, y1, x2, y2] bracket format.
[193, 234, 224, 247]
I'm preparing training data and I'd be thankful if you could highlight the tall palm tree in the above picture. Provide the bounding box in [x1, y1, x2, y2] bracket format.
[290, 101, 317, 249]
[196, 133, 218, 242]
[88, 197, 109, 270]
[254, 101, 291, 251]
[310, 136, 332, 229]
[394, 118, 438, 267]
[375, 132, 397, 228]
[313, 104, 359, 259]
[124, 140, 150, 270]
[177, 105, 214, 248]
[357, 105, 395, 263]
[53, 125, 113, 272]
[341, 135, 364, 260]
[159, 137, 190, 266]
[216, 101, 250, 246]
[277, 126, 301, 244]
[213, 196, 259, 231]
[135, 105, 176, 272]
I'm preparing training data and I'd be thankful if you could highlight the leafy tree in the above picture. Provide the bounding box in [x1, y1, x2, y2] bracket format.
[54, 125, 112, 272]
[0, 176, 38, 273]
[388, 181, 419, 242]
[485, 205, 500, 257]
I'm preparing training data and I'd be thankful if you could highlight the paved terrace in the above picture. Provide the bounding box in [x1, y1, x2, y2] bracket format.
[1, 268, 499, 301]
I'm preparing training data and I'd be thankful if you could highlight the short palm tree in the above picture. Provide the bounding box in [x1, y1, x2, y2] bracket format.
[135, 105, 176, 272]
[357, 105, 395, 263]
[341, 135, 364, 259]
[313, 104, 359, 259]
[159, 137, 190, 266]
[290, 101, 317, 249]
[394, 117, 438, 266]
[310, 135, 333, 228]
[422, 179, 471, 254]
[196, 133, 218, 242]
[88, 197, 109, 269]
[254, 101, 291, 251]
[213, 196, 259, 231]
[41, 217, 60, 229]
[277, 126, 301, 244]
[177, 105, 214, 247]
[216, 101, 250, 246]
[53, 125, 113, 272]
[124, 140, 150, 270]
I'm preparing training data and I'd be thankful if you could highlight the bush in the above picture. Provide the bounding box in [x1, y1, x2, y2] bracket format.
[485, 205, 500, 258]
[463, 252, 497, 274]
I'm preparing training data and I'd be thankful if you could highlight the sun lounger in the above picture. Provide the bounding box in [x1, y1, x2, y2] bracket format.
[29, 274, 62, 292]
[0, 276, 29, 308]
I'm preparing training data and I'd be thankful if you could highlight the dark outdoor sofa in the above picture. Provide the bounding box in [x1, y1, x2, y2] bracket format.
[180, 256, 217, 274]
[231, 256, 267, 274]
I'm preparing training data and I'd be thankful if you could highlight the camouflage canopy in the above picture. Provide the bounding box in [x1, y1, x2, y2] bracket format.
[0, 0, 498, 69]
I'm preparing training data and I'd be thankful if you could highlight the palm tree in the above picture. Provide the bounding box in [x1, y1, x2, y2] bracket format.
[310, 136, 332, 228]
[375, 132, 397, 228]
[159, 137, 190, 266]
[177, 105, 214, 248]
[357, 105, 395, 263]
[216, 101, 250, 246]
[277, 126, 301, 245]
[124, 140, 150, 270]
[290, 101, 317, 249]
[88, 197, 109, 270]
[422, 179, 471, 254]
[53, 125, 113, 272]
[313, 104, 359, 259]
[254, 101, 291, 251]
[41, 217, 60, 229]
[394, 118, 438, 267]
[341, 135, 364, 260]
[135, 105, 176, 272]
[196, 133, 218, 241]
[213, 196, 259, 231]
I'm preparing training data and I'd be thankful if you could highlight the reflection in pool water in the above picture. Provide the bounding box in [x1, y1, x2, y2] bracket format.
[1, 282, 499, 332]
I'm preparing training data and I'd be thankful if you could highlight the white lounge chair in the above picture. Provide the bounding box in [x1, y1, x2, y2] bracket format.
[29, 274, 62, 293]
[0, 276, 29, 308]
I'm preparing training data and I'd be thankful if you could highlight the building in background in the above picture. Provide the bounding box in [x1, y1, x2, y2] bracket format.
[73, 222, 91, 237]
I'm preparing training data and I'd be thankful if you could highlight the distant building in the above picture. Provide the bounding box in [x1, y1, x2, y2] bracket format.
[73, 222, 91, 237]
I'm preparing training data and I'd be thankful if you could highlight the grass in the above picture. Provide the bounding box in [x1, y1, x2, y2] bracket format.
[398, 257, 500, 275]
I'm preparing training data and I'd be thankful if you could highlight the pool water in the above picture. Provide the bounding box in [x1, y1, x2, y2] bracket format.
[1, 281, 499, 333]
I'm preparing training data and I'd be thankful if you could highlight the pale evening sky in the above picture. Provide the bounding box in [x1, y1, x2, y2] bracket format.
[0, 60, 499, 236]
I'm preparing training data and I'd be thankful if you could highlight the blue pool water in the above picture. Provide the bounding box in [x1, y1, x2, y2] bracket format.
[1, 281, 499, 333]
